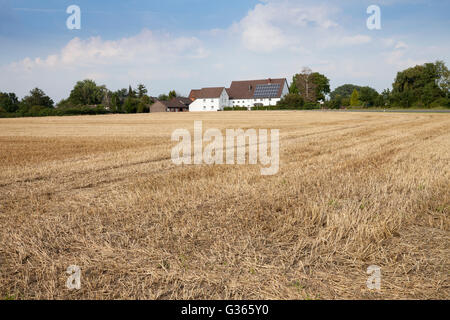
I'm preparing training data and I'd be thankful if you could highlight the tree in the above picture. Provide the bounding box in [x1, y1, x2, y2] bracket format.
[328, 94, 343, 109]
[128, 85, 136, 99]
[111, 88, 128, 112]
[391, 61, 448, 107]
[21, 88, 54, 109]
[292, 67, 330, 103]
[310, 72, 330, 102]
[68, 80, 106, 106]
[330, 84, 362, 100]
[277, 93, 304, 109]
[141, 95, 152, 105]
[56, 98, 74, 109]
[158, 94, 169, 101]
[123, 97, 139, 113]
[137, 84, 148, 98]
[289, 75, 299, 94]
[168, 90, 177, 100]
[380, 89, 391, 107]
[137, 101, 149, 113]
[331, 85, 378, 107]
[350, 89, 360, 107]
[421, 82, 440, 107]
[0, 92, 19, 113]
[435, 60, 449, 97]
[359, 86, 379, 107]
[293, 67, 316, 102]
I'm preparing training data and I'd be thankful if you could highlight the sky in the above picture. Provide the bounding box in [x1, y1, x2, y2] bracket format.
[0, 0, 449, 102]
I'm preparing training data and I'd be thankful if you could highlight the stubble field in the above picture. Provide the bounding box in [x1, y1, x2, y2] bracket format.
[0, 111, 449, 299]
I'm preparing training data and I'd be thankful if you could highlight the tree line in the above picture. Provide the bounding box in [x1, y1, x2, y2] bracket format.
[1, 60, 449, 117]
[0, 80, 178, 117]
[277, 60, 450, 110]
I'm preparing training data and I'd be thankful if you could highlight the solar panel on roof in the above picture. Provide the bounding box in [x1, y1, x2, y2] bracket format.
[253, 84, 281, 98]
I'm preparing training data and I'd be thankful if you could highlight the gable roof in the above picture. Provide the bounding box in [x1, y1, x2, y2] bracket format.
[188, 89, 201, 101]
[158, 97, 191, 108]
[227, 78, 287, 99]
[190, 87, 225, 99]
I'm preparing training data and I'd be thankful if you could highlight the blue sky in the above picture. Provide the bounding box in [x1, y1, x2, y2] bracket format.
[1, 0, 449, 101]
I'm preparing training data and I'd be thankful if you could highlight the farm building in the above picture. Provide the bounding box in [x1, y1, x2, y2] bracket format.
[150, 97, 191, 113]
[227, 78, 289, 108]
[188, 87, 229, 112]
[188, 78, 289, 111]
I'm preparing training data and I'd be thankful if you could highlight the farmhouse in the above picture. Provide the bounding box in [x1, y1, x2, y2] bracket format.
[188, 78, 289, 111]
[150, 97, 191, 113]
[227, 78, 289, 108]
[188, 87, 229, 112]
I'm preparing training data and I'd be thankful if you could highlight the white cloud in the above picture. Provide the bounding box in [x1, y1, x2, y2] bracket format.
[10, 29, 207, 70]
[232, 0, 340, 53]
[340, 35, 372, 46]
[0, 29, 209, 100]
[323, 34, 372, 48]
[394, 41, 408, 50]
[384, 48, 424, 70]
[379, 38, 423, 69]
[1, 0, 448, 100]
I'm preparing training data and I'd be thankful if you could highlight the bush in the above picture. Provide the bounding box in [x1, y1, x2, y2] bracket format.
[224, 106, 248, 111]
[137, 102, 150, 113]
[0, 112, 19, 118]
[429, 97, 450, 108]
[303, 102, 320, 110]
[252, 106, 275, 110]
[123, 98, 139, 113]
[277, 93, 304, 109]
[55, 105, 110, 116]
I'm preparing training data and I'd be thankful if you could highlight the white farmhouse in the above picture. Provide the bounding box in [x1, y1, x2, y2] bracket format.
[188, 87, 229, 112]
[227, 78, 289, 109]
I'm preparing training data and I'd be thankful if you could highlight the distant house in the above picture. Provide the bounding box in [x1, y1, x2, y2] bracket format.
[150, 97, 191, 113]
[227, 78, 289, 109]
[188, 87, 229, 112]
[188, 89, 201, 101]
[188, 78, 289, 111]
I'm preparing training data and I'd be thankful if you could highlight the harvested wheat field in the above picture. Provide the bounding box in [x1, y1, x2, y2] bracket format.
[0, 111, 449, 300]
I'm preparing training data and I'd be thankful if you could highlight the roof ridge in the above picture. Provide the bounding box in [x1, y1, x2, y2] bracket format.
[231, 78, 286, 82]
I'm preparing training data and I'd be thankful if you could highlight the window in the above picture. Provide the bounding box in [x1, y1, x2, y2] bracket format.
[203, 99, 206, 102]
[203, 106, 206, 110]
[211, 106, 214, 109]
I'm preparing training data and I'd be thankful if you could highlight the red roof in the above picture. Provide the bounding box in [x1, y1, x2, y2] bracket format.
[188, 89, 201, 101]
[189, 87, 225, 99]
[227, 78, 287, 99]
[158, 97, 191, 108]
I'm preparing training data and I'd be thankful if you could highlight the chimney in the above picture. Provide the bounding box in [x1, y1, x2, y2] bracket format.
[268, 78, 272, 84]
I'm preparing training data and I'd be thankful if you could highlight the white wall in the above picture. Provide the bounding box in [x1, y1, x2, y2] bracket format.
[229, 80, 289, 109]
[230, 98, 280, 108]
[189, 89, 229, 112]
[219, 89, 229, 109]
